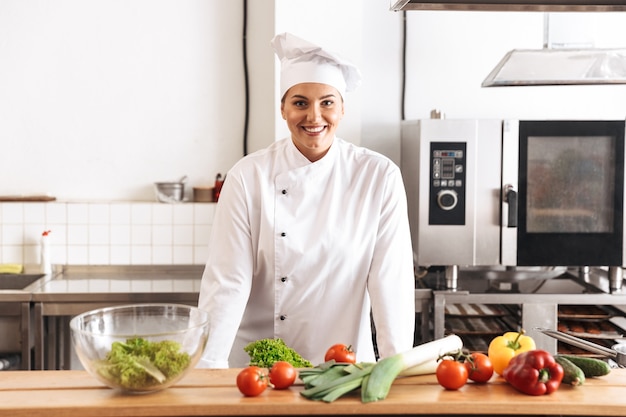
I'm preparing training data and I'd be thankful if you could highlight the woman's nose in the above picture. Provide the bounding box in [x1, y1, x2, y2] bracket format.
[306, 105, 321, 120]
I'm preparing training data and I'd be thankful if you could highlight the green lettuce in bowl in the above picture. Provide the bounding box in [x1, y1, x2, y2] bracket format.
[70, 304, 209, 393]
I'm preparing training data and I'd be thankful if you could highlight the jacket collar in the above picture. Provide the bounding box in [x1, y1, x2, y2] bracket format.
[287, 136, 338, 168]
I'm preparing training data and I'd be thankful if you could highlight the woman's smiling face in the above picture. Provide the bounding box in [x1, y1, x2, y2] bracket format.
[281, 83, 344, 162]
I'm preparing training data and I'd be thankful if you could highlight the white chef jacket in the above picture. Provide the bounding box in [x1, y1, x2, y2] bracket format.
[197, 137, 415, 368]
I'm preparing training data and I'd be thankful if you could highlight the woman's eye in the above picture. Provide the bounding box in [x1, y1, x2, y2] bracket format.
[293, 100, 307, 107]
[321, 100, 334, 106]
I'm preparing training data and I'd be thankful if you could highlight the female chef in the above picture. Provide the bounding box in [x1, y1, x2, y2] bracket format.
[198, 32, 415, 368]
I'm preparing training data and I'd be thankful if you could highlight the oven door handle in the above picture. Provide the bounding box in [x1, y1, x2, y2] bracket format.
[504, 184, 518, 228]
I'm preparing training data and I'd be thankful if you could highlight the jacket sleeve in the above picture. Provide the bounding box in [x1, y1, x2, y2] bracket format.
[197, 172, 254, 368]
[367, 164, 416, 358]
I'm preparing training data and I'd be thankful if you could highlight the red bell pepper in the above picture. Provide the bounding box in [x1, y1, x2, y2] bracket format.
[502, 350, 563, 396]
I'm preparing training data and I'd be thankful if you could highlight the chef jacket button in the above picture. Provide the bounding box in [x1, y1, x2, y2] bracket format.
[280, 276, 287, 282]
[281, 189, 287, 195]
[279, 315, 286, 321]
[280, 232, 286, 237]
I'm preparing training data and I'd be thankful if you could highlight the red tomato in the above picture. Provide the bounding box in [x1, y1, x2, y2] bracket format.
[269, 361, 297, 390]
[236, 366, 268, 397]
[464, 352, 494, 383]
[324, 343, 357, 363]
[436, 359, 468, 390]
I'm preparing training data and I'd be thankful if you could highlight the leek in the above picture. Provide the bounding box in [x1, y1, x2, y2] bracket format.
[300, 362, 375, 402]
[361, 334, 463, 403]
[299, 335, 464, 403]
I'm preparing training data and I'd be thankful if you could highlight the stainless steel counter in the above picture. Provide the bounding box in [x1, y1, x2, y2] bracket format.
[30, 265, 204, 370]
[0, 290, 34, 303]
[28, 265, 432, 370]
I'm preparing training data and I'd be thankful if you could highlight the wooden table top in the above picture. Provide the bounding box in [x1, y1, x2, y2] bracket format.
[1, 368, 625, 416]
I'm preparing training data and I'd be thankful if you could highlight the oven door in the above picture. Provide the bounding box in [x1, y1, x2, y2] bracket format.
[502, 120, 626, 267]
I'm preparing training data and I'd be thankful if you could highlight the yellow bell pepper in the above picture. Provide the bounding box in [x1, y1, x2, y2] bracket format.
[487, 330, 536, 376]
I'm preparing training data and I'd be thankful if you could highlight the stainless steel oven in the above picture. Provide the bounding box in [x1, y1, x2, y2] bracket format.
[401, 118, 626, 290]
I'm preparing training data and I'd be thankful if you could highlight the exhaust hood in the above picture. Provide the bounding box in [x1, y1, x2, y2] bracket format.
[482, 12, 626, 86]
[392, 2, 626, 86]
[391, 0, 626, 12]
[482, 47, 626, 86]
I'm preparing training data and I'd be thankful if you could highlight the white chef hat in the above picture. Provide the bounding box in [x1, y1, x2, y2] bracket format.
[271, 32, 362, 99]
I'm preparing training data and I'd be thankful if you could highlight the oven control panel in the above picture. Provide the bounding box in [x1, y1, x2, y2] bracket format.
[429, 141, 466, 225]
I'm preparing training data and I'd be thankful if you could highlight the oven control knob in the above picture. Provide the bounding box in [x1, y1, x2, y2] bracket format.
[437, 189, 458, 211]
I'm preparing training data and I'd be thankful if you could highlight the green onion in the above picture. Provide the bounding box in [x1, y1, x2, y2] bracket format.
[299, 335, 464, 403]
[361, 334, 463, 403]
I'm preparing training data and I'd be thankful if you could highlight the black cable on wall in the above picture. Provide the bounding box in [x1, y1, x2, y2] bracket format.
[242, 0, 250, 156]
[401, 11, 407, 121]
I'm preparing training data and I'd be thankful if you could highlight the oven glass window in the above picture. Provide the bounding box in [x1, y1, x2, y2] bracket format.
[526, 135, 615, 233]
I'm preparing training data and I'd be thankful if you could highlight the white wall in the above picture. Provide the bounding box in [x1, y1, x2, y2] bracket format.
[361, 1, 405, 163]
[1, 0, 244, 201]
[1, 1, 626, 202]
[3, 1, 626, 266]
[245, 0, 276, 155]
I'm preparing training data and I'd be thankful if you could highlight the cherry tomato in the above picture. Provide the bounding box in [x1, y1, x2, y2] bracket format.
[464, 352, 494, 383]
[269, 361, 297, 390]
[324, 343, 357, 363]
[436, 359, 468, 390]
[236, 366, 268, 397]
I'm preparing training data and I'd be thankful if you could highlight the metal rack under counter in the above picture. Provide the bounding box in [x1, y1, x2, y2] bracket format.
[30, 265, 204, 370]
[0, 272, 48, 370]
[428, 268, 626, 355]
[0, 295, 33, 370]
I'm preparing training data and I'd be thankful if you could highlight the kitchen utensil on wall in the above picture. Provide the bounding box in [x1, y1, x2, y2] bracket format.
[154, 175, 187, 203]
[192, 187, 213, 202]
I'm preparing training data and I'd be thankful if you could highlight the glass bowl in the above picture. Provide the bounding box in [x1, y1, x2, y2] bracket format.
[70, 303, 209, 393]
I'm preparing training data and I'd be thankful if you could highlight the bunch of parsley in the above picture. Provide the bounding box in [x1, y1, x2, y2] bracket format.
[244, 338, 313, 368]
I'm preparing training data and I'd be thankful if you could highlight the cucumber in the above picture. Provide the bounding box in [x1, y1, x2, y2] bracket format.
[555, 355, 585, 386]
[556, 354, 611, 377]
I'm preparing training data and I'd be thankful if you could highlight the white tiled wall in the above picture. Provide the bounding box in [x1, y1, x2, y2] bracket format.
[0, 202, 216, 267]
